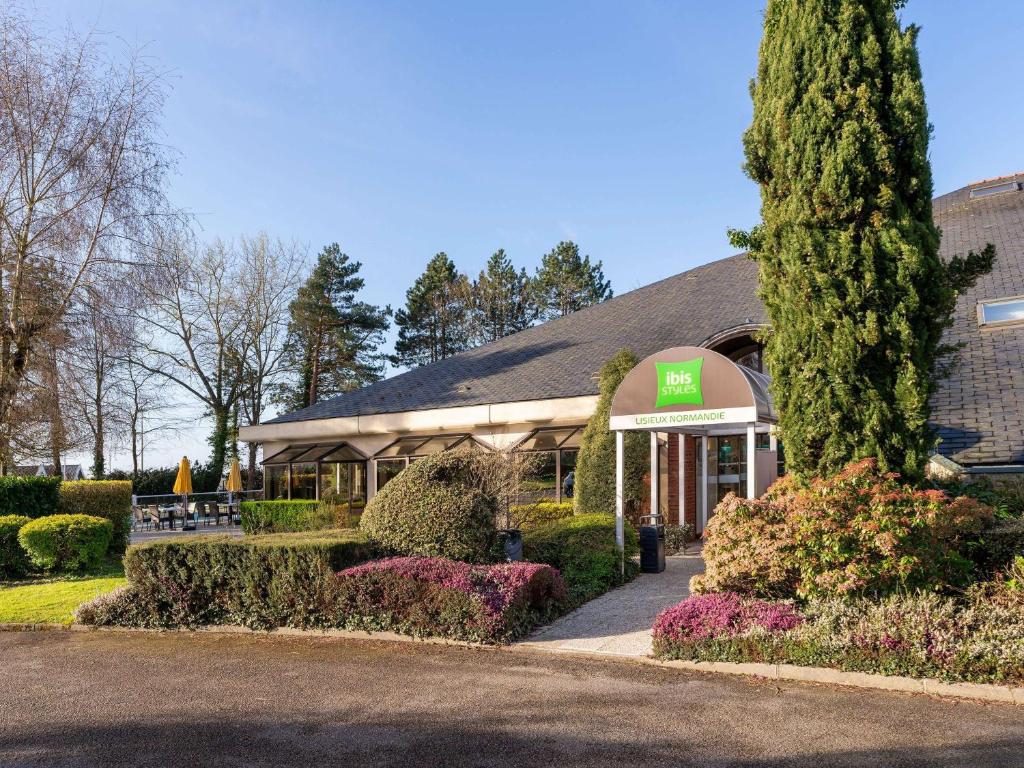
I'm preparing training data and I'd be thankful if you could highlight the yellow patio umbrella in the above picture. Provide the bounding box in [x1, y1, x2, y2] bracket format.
[172, 456, 194, 530]
[226, 458, 243, 494]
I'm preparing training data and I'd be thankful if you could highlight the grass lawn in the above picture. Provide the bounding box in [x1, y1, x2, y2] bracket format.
[0, 559, 126, 625]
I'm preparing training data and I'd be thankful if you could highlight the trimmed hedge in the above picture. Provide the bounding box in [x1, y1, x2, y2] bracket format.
[359, 451, 497, 562]
[978, 518, 1024, 571]
[58, 480, 133, 554]
[0, 476, 60, 518]
[336, 556, 568, 642]
[0, 514, 31, 578]
[523, 513, 639, 606]
[79, 529, 375, 629]
[17, 514, 113, 572]
[508, 501, 574, 530]
[240, 500, 324, 534]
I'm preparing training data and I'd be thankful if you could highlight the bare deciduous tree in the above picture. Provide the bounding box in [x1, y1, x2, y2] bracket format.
[0, 13, 172, 471]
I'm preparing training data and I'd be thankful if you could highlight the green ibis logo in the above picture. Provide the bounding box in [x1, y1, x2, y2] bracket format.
[656, 358, 704, 408]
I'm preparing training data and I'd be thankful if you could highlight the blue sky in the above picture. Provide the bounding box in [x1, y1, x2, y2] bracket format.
[37, 1, 1024, 470]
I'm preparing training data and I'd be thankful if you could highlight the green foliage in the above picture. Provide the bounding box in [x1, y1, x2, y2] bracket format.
[532, 241, 612, 322]
[0, 514, 31, 578]
[106, 463, 223, 496]
[508, 501, 574, 530]
[58, 480, 132, 554]
[977, 518, 1024, 572]
[359, 451, 498, 562]
[472, 249, 536, 343]
[574, 349, 647, 516]
[78, 529, 374, 629]
[17, 514, 113, 573]
[391, 252, 473, 368]
[241, 500, 332, 534]
[275, 243, 390, 411]
[0, 476, 60, 518]
[693, 461, 994, 599]
[522, 513, 639, 606]
[735, 0, 993, 481]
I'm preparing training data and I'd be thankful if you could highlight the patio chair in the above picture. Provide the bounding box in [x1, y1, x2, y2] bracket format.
[149, 504, 172, 531]
[132, 506, 149, 531]
[209, 502, 229, 526]
[194, 501, 208, 526]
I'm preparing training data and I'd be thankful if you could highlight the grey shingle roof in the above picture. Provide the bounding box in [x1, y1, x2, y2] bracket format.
[267, 254, 765, 422]
[269, 177, 1024, 468]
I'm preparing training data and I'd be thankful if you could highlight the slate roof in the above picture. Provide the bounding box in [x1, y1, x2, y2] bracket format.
[269, 177, 1024, 468]
[931, 173, 1024, 467]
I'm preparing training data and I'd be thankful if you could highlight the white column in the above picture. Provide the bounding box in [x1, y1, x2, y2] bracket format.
[555, 449, 562, 503]
[615, 430, 625, 556]
[649, 431, 659, 521]
[677, 434, 686, 528]
[368, 460, 378, 500]
[700, 434, 709, 531]
[746, 423, 757, 499]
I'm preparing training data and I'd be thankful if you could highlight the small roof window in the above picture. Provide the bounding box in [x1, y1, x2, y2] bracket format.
[969, 181, 1021, 199]
[979, 297, 1024, 327]
[262, 442, 366, 465]
[374, 434, 476, 459]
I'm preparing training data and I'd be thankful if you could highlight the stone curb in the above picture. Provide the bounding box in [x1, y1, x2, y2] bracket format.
[4, 621, 1020, 705]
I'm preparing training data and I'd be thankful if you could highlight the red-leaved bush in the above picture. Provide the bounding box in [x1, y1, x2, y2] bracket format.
[652, 592, 801, 655]
[692, 460, 993, 599]
[335, 556, 567, 642]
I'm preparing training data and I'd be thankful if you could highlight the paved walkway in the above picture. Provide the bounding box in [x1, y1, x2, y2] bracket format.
[130, 525, 245, 545]
[519, 547, 704, 657]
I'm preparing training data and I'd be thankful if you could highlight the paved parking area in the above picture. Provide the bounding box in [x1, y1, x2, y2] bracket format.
[518, 549, 704, 657]
[3, 630, 1022, 768]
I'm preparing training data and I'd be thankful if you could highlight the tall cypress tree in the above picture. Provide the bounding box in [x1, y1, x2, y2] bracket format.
[392, 252, 473, 368]
[732, 0, 993, 481]
[471, 249, 535, 344]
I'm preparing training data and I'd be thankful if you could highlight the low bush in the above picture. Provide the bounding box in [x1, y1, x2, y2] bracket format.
[508, 501, 574, 530]
[359, 451, 497, 562]
[522, 513, 639, 606]
[653, 587, 1024, 685]
[0, 476, 60, 518]
[663, 523, 695, 555]
[976, 518, 1024, 571]
[240, 500, 326, 534]
[694, 460, 993, 599]
[335, 556, 567, 642]
[653, 592, 801, 651]
[0, 514, 32, 578]
[17, 514, 112, 572]
[78, 529, 374, 629]
[58, 480, 133, 554]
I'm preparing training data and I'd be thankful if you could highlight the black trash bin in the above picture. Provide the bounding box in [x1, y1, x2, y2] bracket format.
[639, 519, 666, 574]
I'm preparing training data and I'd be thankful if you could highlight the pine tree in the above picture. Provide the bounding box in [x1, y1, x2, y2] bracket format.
[573, 349, 648, 517]
[392, 252, 473, 368]
[533, 241, 612, 322]
[471, 249, 535, 344]
[277, 244, 391, 411]
[732, 0, 993, 481]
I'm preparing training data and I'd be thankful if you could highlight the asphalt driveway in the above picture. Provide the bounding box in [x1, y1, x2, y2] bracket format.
[2, 631, 1023, 768]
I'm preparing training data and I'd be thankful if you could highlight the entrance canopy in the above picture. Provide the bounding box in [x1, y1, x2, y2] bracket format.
[608, 347, 778, 555]
[610, 346, 775, 433]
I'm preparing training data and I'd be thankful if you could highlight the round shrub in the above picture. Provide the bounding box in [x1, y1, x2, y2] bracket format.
[17, 514, 113, 572]
[359, 451, 498, 563]
[0, 514, 32, 578]
[976, 518, 1024, 572]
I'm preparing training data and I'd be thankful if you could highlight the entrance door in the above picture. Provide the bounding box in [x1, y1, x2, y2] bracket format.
[697, 435, 748, 531]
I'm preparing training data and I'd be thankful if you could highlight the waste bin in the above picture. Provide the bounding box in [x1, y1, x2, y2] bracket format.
[639, 519, 666, 574]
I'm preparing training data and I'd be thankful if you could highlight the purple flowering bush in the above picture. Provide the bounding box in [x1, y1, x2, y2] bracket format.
[335, 556, 568, 642]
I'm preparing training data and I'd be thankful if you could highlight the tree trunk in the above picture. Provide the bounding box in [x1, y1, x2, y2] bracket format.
[209, 406, 230, 482]
[247, 441, 258, 491]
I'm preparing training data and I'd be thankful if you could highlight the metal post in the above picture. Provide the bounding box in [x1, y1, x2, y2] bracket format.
[555, 449, 562, 503]
[746, 423, 757, 499]
[615, 430, 625, 565]
[700, 434, 709, 532]
[649, 431, 659, 521]
[678, 433, 686, 529]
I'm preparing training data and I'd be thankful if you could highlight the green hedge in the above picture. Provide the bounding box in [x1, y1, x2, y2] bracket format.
[78, 529, 375, 629]
[240, 500, 324, 534]
[58, 480, 133, 554]
[0, 514, 31, 578]
[523, 513, 640, 606]
[17, 514, 113, 572]
[0, 476, 60, 518]
[978, 518, 1024, 571]
[508, 501, 574, 530]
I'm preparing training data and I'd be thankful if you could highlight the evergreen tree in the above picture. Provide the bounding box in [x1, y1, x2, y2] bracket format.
[731, 0, 993, 481]
[277, 244, 391, 411]
[574, 349, 647, 517]
[471, 249, 535, 344]
[392, 252, 473, 367]
[533, 241, 612, 322]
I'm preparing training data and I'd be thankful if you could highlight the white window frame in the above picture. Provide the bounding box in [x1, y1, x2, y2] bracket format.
[977, 295, 1024, 328]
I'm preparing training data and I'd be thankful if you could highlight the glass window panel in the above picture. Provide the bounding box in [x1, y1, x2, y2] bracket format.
[289, 463, 317, 500]
[351, 463, 367, 507]
[520, 451, 558, 504]
[266, 465, 289, 500]
[559, 449, 578, 499]
[376, 459, 406, 490]
[319, 444, 365, 462]
[376, 437, 430, 458]
[262, 445, 315, 464]
[412, 435, 469, 456]
[518, 428, 578, 451]
[319, 463, 349, 503]
[982, 299, 1024, 325]
[970, 182, 1019, 199]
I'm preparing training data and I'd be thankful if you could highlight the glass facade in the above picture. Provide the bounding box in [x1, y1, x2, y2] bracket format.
[290, 463, 317, 500]
[375, 458, 406, 491]
[261, 442, 368, 502]
[266, 465, 289, 500]
[514, 427, 584, 504]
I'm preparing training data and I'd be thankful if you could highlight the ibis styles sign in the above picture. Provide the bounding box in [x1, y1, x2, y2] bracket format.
[655, 358, 704, 407]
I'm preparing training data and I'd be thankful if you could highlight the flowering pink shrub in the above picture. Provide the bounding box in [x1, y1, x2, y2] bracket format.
[335, 557, 567, 642]
[652, 592, 802, 650]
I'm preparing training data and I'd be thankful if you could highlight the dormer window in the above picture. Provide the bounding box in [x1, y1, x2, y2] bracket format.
[978, 297, 1024, 327]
